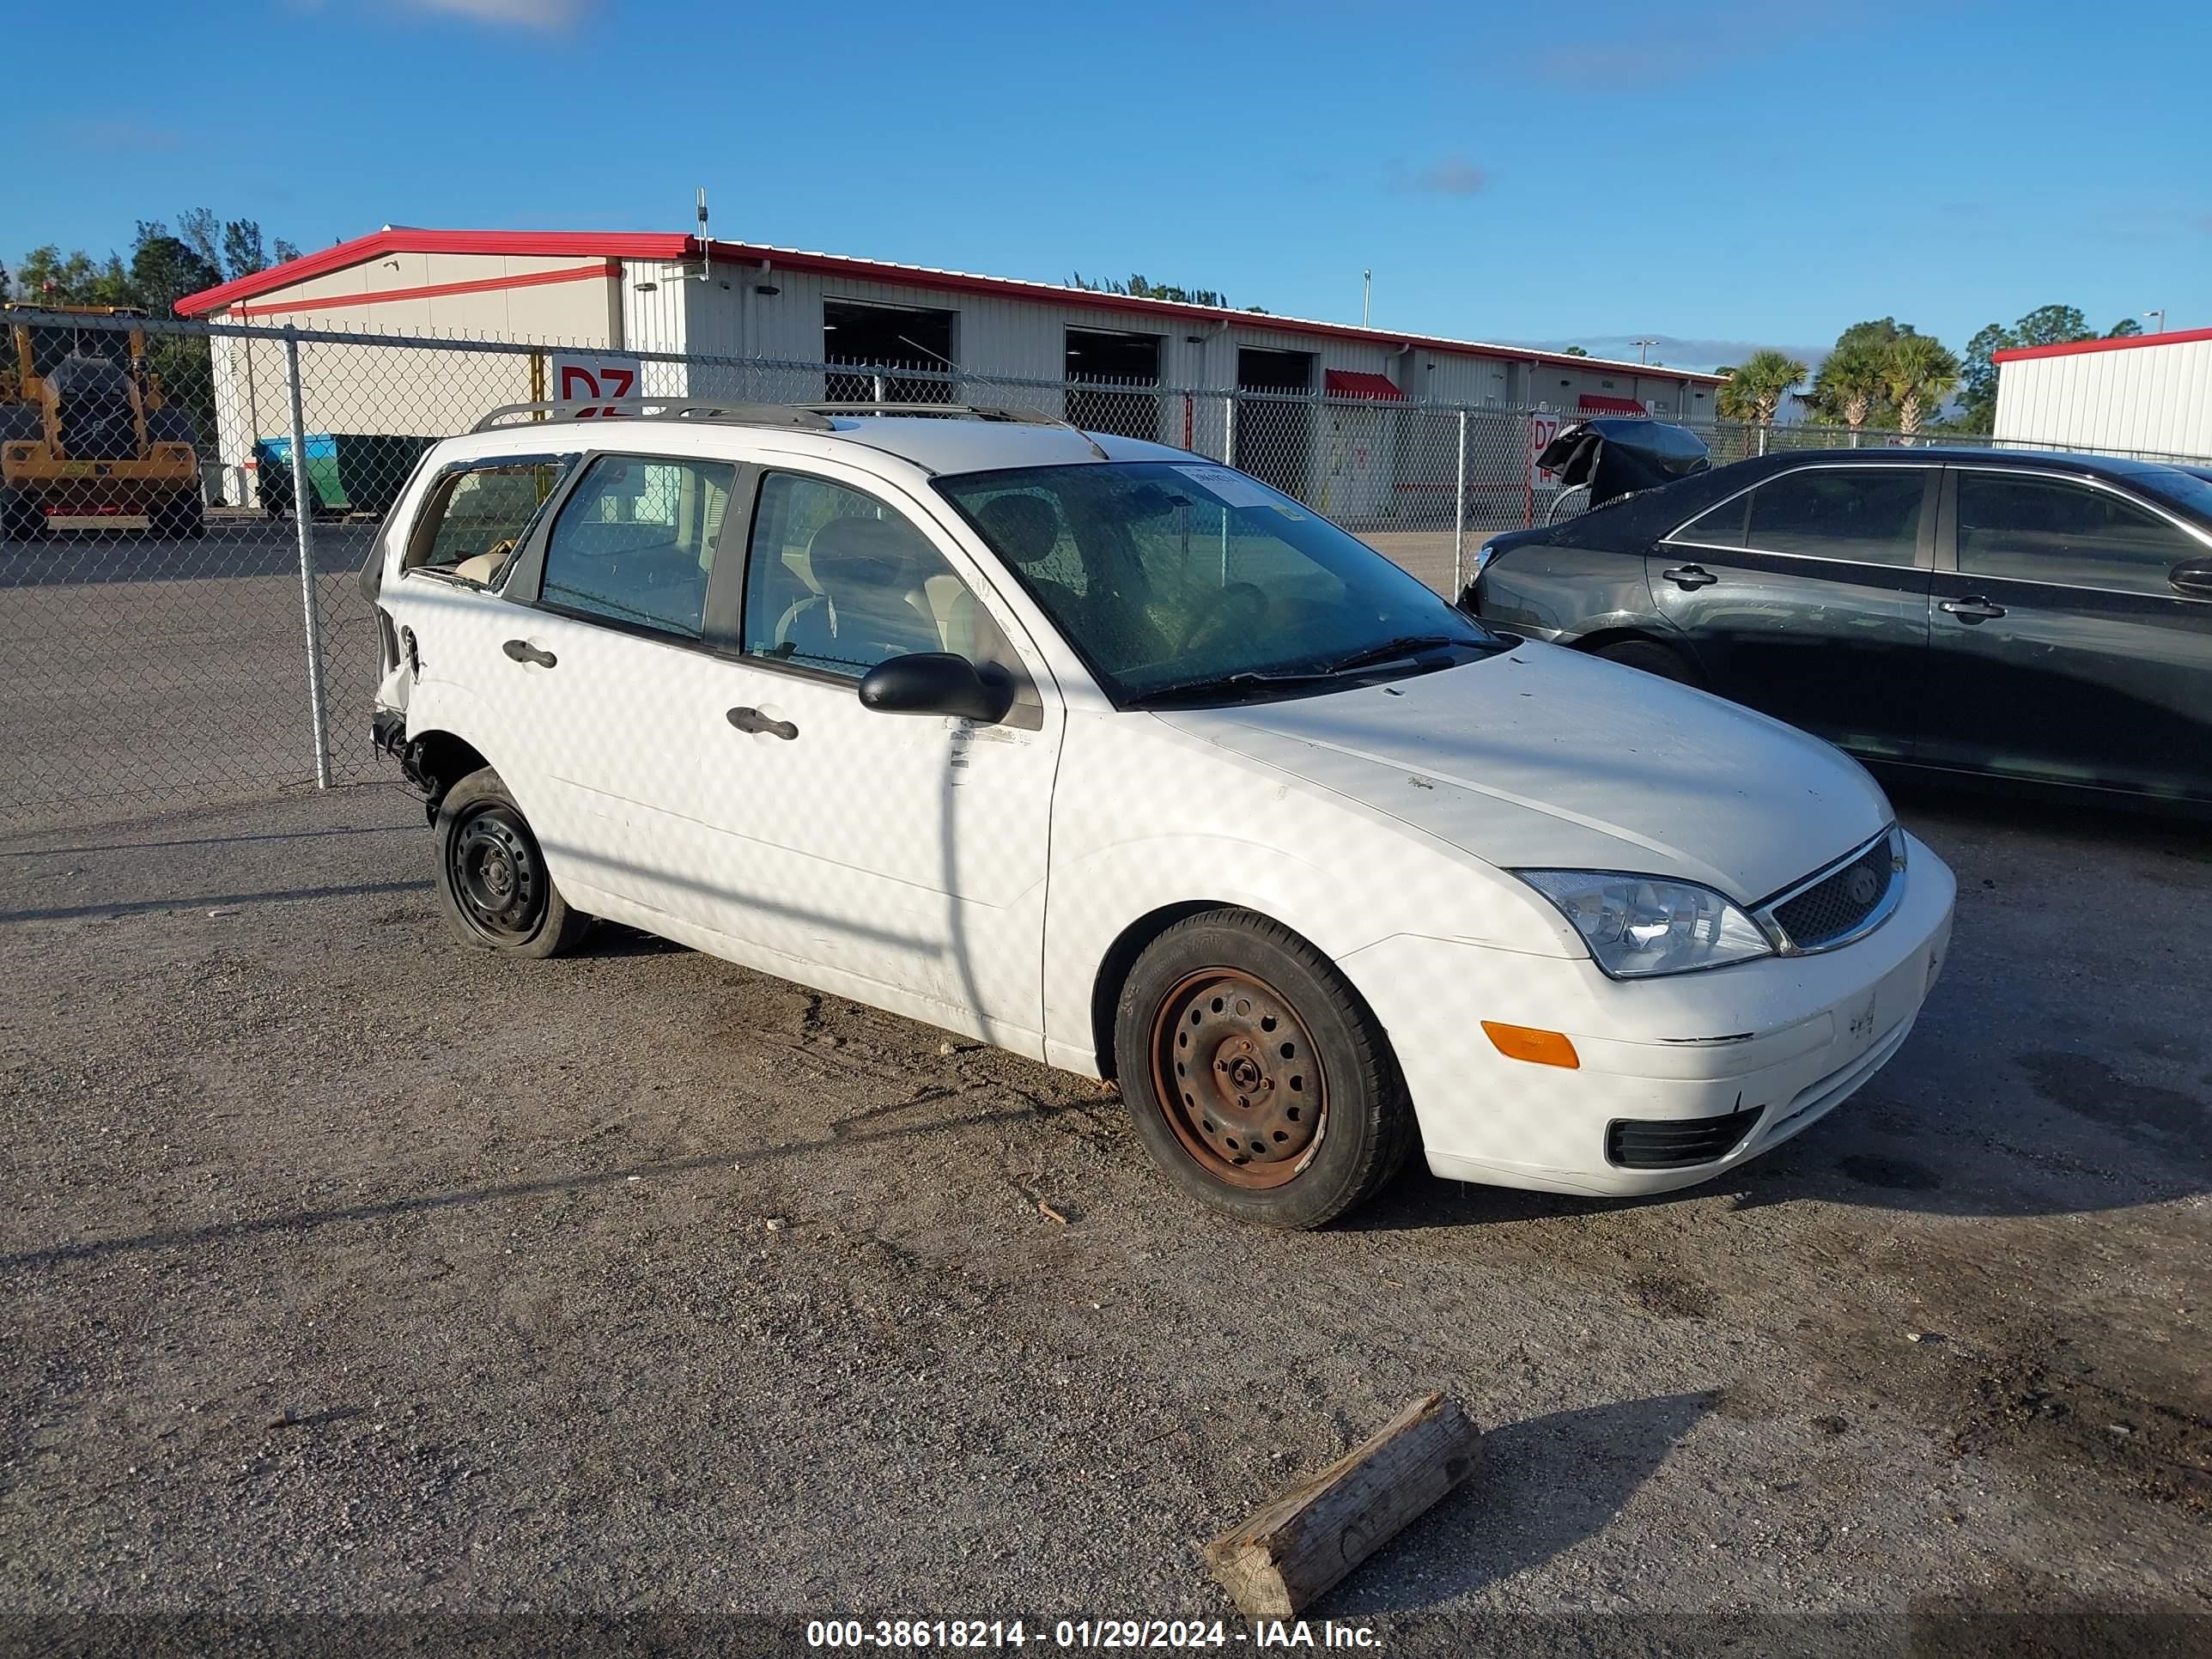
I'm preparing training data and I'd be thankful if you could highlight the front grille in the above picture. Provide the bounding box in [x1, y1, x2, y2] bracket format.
[1769, 835, 1897, 951]
[1606, 1103, 1764, 1170]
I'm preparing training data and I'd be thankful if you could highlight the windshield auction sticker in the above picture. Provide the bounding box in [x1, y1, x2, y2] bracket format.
[1172, 464, 1289, 512]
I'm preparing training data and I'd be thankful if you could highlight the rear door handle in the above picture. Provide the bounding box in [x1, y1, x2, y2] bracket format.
[727, 706, 799, 740]
[1939, 597, 2006, 623]
[1662, 564, 1718, 589]
[502, 638, 557, 667]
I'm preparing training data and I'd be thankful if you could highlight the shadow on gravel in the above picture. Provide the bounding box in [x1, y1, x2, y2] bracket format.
[1323, 1392, 1713, 1615]
[0, 1098, 1043, 1275]
[0, 878, 430, 924]
[1, 823, 416, 860]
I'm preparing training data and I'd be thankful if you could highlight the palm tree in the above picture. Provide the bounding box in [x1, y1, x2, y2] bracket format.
[1881, 336, 1961, 437]
[1717, 349, 1809, 453]
[1808, 337, 1888, 442]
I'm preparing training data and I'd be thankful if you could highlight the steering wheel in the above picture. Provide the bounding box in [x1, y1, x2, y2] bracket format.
[1178, 581, 1269, 654]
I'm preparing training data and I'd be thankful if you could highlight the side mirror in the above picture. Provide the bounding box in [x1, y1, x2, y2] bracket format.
[858, 652, 1014, 723]
[2169, 558, 2212, 599]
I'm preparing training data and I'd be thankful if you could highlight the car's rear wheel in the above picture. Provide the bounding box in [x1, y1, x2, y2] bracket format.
[432, 767, 590, 957]
[1113, 909, 1414, 1229]
[1595, 637, 1699, 685]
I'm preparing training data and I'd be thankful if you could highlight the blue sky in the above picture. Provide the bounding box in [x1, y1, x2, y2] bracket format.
[8, 0, 2208, 370]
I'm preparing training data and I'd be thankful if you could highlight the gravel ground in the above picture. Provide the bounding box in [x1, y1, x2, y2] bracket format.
[2, 776, 2207, 1656]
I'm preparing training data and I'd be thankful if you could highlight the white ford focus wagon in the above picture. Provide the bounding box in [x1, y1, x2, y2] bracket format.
[362, 400, 1954, 1228]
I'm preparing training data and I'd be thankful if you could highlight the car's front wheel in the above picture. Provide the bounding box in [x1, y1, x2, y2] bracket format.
[432, 767, 590, 957]
[1113, 910, 1414, 1229]
[1594, 637, 1700, 685]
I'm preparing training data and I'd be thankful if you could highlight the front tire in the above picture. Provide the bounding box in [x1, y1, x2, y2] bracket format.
[1594, 637, 1699, 685]
[1113, 909, 1414, 1229]
[432, 767, 590, 958]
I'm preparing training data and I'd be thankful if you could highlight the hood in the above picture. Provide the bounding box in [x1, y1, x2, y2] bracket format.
[1150, 643, 1890, 903]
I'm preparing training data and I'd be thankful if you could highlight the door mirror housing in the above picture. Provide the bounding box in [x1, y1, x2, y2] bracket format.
[2168, 557, 2212, 598]
[858, 652, 1014, 723]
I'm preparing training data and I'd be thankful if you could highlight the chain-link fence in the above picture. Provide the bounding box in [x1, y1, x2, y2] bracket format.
[4, 307, 2207, 828]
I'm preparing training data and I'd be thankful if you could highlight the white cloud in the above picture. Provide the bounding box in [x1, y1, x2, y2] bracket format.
[402, 0, 593, 30]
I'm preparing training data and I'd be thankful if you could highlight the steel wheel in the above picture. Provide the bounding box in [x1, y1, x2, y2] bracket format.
[1148, 967, 1327, 1190]
[446, 801, 547, 945]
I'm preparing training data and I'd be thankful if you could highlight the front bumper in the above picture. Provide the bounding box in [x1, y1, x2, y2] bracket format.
[1338, 832, 1957, 1198]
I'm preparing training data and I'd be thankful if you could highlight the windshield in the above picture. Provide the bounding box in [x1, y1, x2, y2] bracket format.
[2133, 465, 2212, 530]
[936, 460, 1503, 704]
[25, 324, 134, 380]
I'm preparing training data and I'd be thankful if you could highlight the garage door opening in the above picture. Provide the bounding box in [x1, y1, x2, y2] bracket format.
[1065, 327, 1162, 441]
[1236, 348, 1314, 500]
[823, 300, 958, 404]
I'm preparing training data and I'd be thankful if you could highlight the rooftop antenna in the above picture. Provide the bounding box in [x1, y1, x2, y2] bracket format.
[693, 187, 710, 281]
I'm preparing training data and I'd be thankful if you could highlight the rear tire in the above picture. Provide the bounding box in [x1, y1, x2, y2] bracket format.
[432, 767, 591, 959]
[0, 489, 43, 543]
[1594, 637, 1699, 685]
[1112, 909, 1414, 1229]
[153, 490, 204, 539]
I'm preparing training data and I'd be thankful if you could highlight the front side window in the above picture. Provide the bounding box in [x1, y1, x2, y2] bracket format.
[1956, 473, 2202, 596]
[406, 458, 569, 581]
[1742, 468, 1927, 566]
[937, 460, 1501, 704]
[743, 471, 1011, 677]
[538, 453, 737, 638]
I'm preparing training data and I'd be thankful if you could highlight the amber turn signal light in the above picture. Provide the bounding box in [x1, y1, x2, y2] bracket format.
[1481, 1021, 1581, 1069]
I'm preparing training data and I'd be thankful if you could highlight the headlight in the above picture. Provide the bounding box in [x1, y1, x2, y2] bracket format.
[1514, 870, 1774, 978]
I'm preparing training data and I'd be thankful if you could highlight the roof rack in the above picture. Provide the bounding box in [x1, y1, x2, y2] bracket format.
[470, 398, 1111, 457]
[801, 402, 1110, 459]
[472, 398, 836, 433]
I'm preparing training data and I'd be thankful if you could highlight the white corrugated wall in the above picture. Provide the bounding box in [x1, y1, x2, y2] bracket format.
[1994, 337, 2212, 457]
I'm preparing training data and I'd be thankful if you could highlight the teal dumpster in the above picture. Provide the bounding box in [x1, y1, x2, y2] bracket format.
[254, 434, 435, 520]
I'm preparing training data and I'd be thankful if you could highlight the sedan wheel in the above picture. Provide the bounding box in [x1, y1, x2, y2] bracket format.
[431, 767, 591, 957]
[1115, 909, 1414, 1229]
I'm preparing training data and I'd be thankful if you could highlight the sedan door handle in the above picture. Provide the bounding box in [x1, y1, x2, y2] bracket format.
[726, 706, 799, 741]
[1939, 597, 2007, 623]
[1662, 564, 1718, 590]
[501, 638, 557, 668]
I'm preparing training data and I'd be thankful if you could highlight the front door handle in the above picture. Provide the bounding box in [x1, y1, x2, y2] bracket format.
[727, 706, 799, 741]
[1939, 597, 2007, 623]
[502, 638, 557, 667]
[1662, 564, 1718, 590]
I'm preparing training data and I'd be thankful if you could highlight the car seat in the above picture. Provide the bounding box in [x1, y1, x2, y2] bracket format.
[775, 516, 944, 670]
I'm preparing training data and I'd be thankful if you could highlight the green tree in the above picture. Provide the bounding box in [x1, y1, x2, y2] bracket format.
[2106, 317, 2143, 338]
[1807, 336, 1890, 437]
[129, 227, 224, 317]
[1068, 270, 1258, 311]
[221, 219, 268, 281]
[1881, 335, 1961, 435]
[1717, 349, 1808, 426]
[273, 238, 302, 264]
[1561, 345, 1589, 356]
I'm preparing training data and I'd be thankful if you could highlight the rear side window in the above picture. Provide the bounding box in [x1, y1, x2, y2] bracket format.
[1955, 473, 2201, 596]
[539, 454, 738, 639]
[405, 459, 568, 579]
[1742, 468, 1927, 566]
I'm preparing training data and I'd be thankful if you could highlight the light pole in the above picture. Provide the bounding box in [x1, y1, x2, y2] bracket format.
[1632, 337, 1659, 365]
[1363, 270, 1371, 327]
[2145, 309, 2166, 334]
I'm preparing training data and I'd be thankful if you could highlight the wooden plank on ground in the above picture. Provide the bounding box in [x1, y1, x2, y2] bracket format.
[1201, 1392, 1483, 1618]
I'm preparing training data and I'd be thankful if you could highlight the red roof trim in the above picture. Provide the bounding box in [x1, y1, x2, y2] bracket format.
[176, 225, 1726, 384]
[1992, 325, 2212, 364]
[227, 259, 620, 319]
[1577, 393, 1648, 414]
[1323, 369, 1406, 401]
[178, 228, 686, 315]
